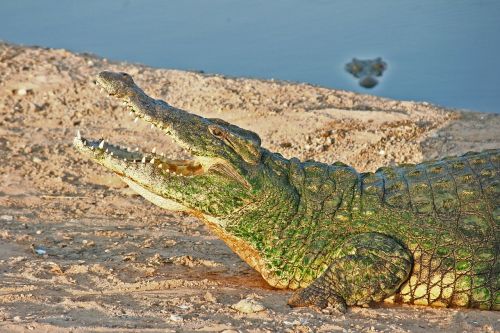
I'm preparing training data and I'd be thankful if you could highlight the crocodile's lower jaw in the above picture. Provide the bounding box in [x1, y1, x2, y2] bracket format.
[120, 176, 190, 212]
[74, 131, 205, 178]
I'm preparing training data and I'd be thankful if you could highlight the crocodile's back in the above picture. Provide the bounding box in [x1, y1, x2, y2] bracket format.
[361, 149, 499, 309]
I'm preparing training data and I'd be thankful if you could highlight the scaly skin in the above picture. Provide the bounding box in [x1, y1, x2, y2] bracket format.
[74, 71, 499, 311]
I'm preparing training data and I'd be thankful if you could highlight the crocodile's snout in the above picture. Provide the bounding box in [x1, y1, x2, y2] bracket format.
[96, 71, 138, 97]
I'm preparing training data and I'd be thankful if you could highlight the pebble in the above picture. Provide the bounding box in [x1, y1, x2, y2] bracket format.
[34, 248, 46, 255]
[231, 298, 266, 314]
[82, 239, 95, 247]
[0, 215, 13, 221]
[169, 314, 183, 322]
[17, 88, 28, 96]
[204, 291, 217, 303]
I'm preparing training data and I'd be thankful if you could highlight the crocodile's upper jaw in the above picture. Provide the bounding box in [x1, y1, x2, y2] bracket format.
[73, 71, 262, 218]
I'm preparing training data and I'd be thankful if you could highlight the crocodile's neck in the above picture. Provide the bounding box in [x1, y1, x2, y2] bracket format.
[223, 151, 362, 288]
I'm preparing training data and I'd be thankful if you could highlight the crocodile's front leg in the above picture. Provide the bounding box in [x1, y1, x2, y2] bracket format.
[288, 232, 413, 312]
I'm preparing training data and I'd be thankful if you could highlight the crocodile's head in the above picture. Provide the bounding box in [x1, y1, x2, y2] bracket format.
[74, 71, 263, 222]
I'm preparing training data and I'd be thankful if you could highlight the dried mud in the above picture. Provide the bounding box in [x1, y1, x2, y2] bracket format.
[0, 42, 499, 332]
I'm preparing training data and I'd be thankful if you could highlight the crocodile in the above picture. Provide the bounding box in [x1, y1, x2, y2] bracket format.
[345, 57, 387, 88]
[73, 71, 499, 312]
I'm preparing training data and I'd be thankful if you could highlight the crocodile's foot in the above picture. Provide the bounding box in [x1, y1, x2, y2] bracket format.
[288, 287, 348, 313]
[288, 233, 413, 313]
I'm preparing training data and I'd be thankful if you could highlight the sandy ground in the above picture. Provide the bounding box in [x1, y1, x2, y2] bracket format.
[0, 42, 499, 332]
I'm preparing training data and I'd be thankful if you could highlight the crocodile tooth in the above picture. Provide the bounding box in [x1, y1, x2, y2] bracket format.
[122, 101, 127, 106]
[105, 148, 109, 153]
[99, 140, 105, 149]
[150, 158, 155, 164]
[158, 164, 162, 168]
[76, 130, 81, 139]
[100, 87, 104, 93]
[134, 117, 139, 123]
[151, 124, 155, 129]
[110, 152, 114, 156]
[129, 111, 133, 116]
[152, 147, 156, 154]
[124, 158, 127, 161]
[135, 147, 139, 151]
[83, 140, 87, 145]
[141, 156, 146, 163]
[160, 152, 164, 157]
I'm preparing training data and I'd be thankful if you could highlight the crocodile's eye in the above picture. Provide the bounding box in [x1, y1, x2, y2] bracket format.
[209, 126, 225, 138]
[120, 72, 130, 77]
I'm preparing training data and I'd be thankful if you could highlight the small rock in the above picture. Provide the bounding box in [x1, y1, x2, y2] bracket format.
[32, 245, 46, 256]
[164, 239, 177, 247]
[231, 298, 266, 314]
[82, 239, 95, 247]
[122, 252, 138, 262]
[9, 256, 27, 264]
[147, 253, 166, 266]
[169, 314, 183, 322]
[204, 291, 217, 303]
[17, 88, 28, 96]
[142, 238, 154, 248]
[0, 215, 13, 221]
[32, 157, 42, 164]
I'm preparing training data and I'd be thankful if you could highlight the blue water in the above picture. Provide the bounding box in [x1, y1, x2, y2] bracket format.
[1, 0, 500, 113]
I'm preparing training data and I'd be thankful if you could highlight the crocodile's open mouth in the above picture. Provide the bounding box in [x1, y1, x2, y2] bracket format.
[73, 81, 206, 178]
[75, 133, 204, 177]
